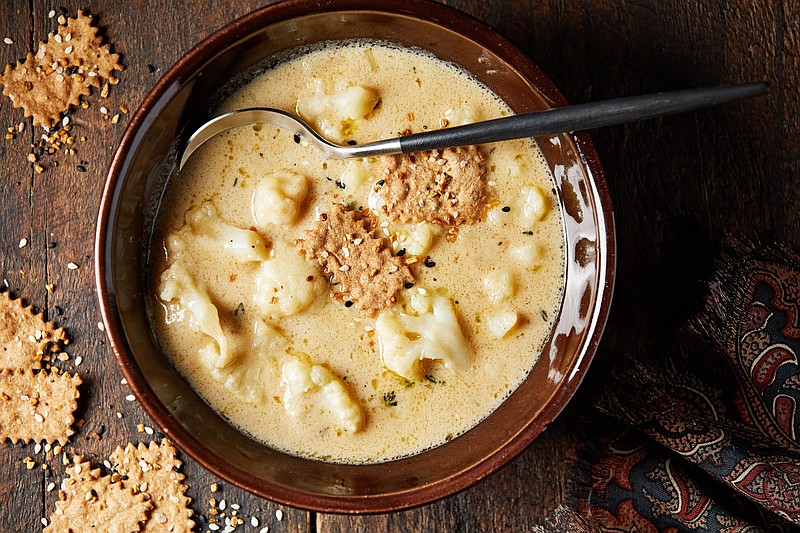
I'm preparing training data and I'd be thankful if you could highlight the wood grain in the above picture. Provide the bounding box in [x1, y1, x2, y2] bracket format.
[0, 0, 796, 531]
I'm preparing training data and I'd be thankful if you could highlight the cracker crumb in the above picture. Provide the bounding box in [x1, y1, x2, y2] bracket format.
[296, 203, 414, 315]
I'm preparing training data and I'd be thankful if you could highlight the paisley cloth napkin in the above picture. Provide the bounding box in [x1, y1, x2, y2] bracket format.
[560, 242, 800, 531]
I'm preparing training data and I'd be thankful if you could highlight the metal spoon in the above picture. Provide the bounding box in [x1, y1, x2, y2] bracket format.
[179, 82, 768, 170]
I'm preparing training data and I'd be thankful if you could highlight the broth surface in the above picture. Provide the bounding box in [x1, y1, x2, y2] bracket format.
[150, 42, 565, 463]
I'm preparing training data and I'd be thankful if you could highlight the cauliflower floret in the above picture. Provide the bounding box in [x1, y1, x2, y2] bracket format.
[199, 320, 288, 404]
[487, 204, 513, 227]
[510, 243, 544, 269]
[252, 242, 325, 317]
[175, 201, 269, 262]
[159, 261, 229, 359]
[375, 294, 471, 381]
[520, 185, 550, 222]
[443, 105, 480, 126]
[485, 309, 519, 338]
[296, 80, 380, 141]
[251, 170, 309, 226]
[339, 160, 370, 192]
[281, 355, 364, 433]
[393, 222, 437, 257]
[482, 270, 516, 305]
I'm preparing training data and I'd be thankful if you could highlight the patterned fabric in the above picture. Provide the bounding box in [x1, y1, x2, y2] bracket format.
[570, 244, 800, 531]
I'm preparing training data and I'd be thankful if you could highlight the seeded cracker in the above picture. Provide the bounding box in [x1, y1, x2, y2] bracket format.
[110, 439, 196, 532]
[378, 145, 489, 225]
[297, 203, 414, 315]
[0, 368, 81, 444]
[45, 457, 152, 533]
[0, 10, 123, 127]
[0, 291, 68, 370]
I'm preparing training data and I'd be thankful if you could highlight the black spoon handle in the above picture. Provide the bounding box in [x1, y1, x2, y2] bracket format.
[398, 82, 769, 153]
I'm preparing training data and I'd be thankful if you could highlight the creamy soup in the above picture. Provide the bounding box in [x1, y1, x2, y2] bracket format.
[149, 41, 564, 463]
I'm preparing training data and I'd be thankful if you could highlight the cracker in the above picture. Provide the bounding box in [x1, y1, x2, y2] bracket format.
[0, 368, 81, 445]
[0, 291, 68, 370]
[110, 439, 196, 532]
[378, 145, 489, 225]
[0, 10, 123, 127]
[297, 202, 414, 315]
[45, 457, 152, 533]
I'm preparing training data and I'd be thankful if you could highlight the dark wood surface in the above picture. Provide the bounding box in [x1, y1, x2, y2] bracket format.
[0, 1, 796, 531]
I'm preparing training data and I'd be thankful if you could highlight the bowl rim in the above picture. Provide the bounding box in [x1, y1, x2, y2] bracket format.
[95, 0, 616, 513]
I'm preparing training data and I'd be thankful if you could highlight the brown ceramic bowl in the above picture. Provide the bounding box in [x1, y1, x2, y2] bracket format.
[95, 0, 614, 513]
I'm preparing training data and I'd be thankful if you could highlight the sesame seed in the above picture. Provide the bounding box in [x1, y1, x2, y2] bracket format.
[210, 483, 218, 492]
[67, 262, 79, 270]
[62, 116, 70, 126]
[144, 426, 154, 435]
[34, 443, 41, 454]
[116, 412, 123, 418]
[18, 238, 27, 248]
[275, 509, 283, 521]
[3, 37, 13, 45]
[209, 524, 220, 531]
[111, 113, 120, 124]
[121, 378, 127, 385]
[34, 413, 44, 422]
[260, 528, 269, 533]
[41, 518, 48, 527]
[46, 482, 55, 491]
[219, 499, 226, 510]
[74, 356, 82, 366]
[251, 517, 259, 527]
[99, 106, 108, 114]
[64, 45, 73, 54]
[338, 264, 350, 271]
[97, 321, 105, 331]
[154, 513, 167, 524]
[125, 394, 135, 402]
[57, 15, 66, 24]
[48, 10, 55, 18]
[54, 34, 62, 43]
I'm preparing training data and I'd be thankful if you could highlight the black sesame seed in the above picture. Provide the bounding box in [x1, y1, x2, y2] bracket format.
[501, 206, 511, 212]
[376, 179, 385, 186]
[396, 249, 406, 257]
[293, 133, 301, 144]
[58, 6, 67, 15]
[346, 140, 357, 146]
[404, 282, 414, 289]
[335, 180, 346, 189]
[76, 165, 86, 172]
[47, 242, 57, 249]
[146, 64, 156, 73]
[54, 306, 63, 315]
[344, 300, 354, 308]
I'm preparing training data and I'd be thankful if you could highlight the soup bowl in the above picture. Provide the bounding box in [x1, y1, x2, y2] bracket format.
[95, 0, 615, 513]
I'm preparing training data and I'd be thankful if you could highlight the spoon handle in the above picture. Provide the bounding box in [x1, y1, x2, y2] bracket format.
[386, 82, 768, 154]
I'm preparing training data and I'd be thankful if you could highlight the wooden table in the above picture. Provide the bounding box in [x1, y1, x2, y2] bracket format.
[0, 1, 796, 530]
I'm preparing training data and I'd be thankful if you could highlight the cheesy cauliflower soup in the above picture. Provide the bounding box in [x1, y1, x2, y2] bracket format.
[149, 41, 564, 463]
